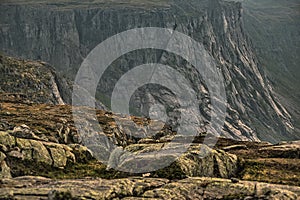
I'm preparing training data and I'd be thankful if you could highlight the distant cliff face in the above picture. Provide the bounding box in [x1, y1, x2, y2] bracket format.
[0, 0, 297, 143]
[237, 0, 300, 140]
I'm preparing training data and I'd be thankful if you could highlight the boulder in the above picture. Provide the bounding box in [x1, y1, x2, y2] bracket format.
[45, 143, 75, 168]
[0, 131, 79, 171]
[16, 138, 53, 166]
[107, 143, 238, 179]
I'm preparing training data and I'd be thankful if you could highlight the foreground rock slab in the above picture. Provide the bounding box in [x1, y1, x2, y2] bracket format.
[108, 143, 238, 179]
[0, 176, 299, 200]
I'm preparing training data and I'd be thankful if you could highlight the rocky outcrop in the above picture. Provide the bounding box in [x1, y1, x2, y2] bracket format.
[0, 127, 93, 178]
[1, 101, 299, 185]
[0, 100, 239, 179]
[0, 101, 172, 147]
[0, 124, 239, 180]
[108, 143, 238, 179]
[0, 54, 72, 105]
[0, 0, 296, 143]
[0, 176, 299, 200]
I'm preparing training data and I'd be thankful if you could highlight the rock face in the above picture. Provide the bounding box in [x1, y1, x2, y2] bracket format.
[0, 0, 296, 143]
[109, 143, 238, 178]
[0, 128, 93, 178]
[236, 0, 300, 138]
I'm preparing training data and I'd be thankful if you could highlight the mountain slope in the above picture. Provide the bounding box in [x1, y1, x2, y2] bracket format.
[0, 54, 72, 105]
[234, 0, 300, 138]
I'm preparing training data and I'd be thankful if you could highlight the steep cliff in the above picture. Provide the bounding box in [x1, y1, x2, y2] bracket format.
[234, 0, 300, 140]
[0, 0, 297, 143]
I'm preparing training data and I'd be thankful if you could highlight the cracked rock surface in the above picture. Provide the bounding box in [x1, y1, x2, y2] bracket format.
[0, 176, 299, 200]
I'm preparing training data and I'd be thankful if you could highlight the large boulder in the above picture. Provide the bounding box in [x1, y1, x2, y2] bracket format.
[107, 143, 238, 179]
[0, 128, 93, 176]
[44, 143, 75, 168]
[16, 137, 53, 166]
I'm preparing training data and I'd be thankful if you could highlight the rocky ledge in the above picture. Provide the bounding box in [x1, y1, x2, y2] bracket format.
[0, 122, 239, 180]
[1, 176, 299, 200]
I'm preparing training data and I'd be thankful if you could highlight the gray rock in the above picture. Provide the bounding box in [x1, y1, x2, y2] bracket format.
[108, 143, 238, 178]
